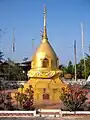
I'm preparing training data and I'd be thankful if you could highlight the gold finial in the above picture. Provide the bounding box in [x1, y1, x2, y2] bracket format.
[44, 5, 46, 27]
[42, 5, 48, 42]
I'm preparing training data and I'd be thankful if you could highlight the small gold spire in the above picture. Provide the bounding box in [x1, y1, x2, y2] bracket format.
[44, 5, 46, 27]
[42, 5, 48, 43]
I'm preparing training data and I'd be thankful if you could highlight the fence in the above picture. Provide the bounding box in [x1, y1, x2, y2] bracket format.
[0, 109, 90, 118]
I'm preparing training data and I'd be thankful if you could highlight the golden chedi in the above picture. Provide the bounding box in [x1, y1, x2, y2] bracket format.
[20, 6, 65, 103]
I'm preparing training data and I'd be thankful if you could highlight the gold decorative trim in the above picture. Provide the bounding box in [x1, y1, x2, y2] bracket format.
[28, 69, 60, 78]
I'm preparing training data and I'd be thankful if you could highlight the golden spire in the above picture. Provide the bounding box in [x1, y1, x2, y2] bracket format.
[42, 5, 48, 43]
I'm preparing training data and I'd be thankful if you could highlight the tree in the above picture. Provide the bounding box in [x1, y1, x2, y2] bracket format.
[2, 58, 27, 81]
[60, 84, 88, 111]
[23, 57, 28, 61]
[76, 59, 84, 79]
[61, 61, 74, 79]
[66, 61, 74, 74]
[85, 53, 90, 78]
[59, 64, 66, 77]
[0, 50, 4, 82]
[76, 53, 90, 79]
[0, 50, 4, 61]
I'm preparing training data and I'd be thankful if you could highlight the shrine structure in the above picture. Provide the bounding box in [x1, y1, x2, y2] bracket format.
[19, 6, 65, 103]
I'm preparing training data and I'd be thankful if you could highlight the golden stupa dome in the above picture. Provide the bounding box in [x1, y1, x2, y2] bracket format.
[31, 6, 59, 69]
[33, 38, 57, 60]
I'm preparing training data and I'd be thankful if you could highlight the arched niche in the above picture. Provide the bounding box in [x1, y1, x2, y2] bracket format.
[42, 58, 49, 68]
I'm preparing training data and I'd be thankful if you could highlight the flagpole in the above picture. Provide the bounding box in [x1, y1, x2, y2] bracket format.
[12, 28, 15, 53]
[74, 40, 77, 81]
[81, 22, 86, 80]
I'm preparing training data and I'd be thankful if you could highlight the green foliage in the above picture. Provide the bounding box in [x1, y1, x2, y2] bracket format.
[59, 54, 90, 79]
[0, 50, 4, 61]
[66, 61, 74, 74]
[0, 58, 27, 81]
[59, 61, 74, 78]
[76, 54, 90, 79]
[76, 59, 85, 79]
[85, 53, 90, 78]
[0, 50, 4, 76]
[60, 84, 88, 111]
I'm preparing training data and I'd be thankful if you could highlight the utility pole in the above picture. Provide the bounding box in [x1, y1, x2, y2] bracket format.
[74, 40, 77, 81]
[81, 22, 86, 80]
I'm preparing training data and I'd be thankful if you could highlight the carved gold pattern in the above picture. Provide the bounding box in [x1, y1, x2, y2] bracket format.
[28, 70, 60, 78]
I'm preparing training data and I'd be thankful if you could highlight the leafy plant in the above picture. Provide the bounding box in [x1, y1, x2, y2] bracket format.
[14, 85, 34, 110]
[60, 84, 88, 111]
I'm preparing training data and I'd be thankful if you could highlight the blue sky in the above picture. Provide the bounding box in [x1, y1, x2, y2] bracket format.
[0, 0, 90, 65]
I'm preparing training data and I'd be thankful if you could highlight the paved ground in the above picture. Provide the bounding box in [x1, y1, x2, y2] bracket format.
[34, 101, 64, 109]
[0, 117, 90, 120]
